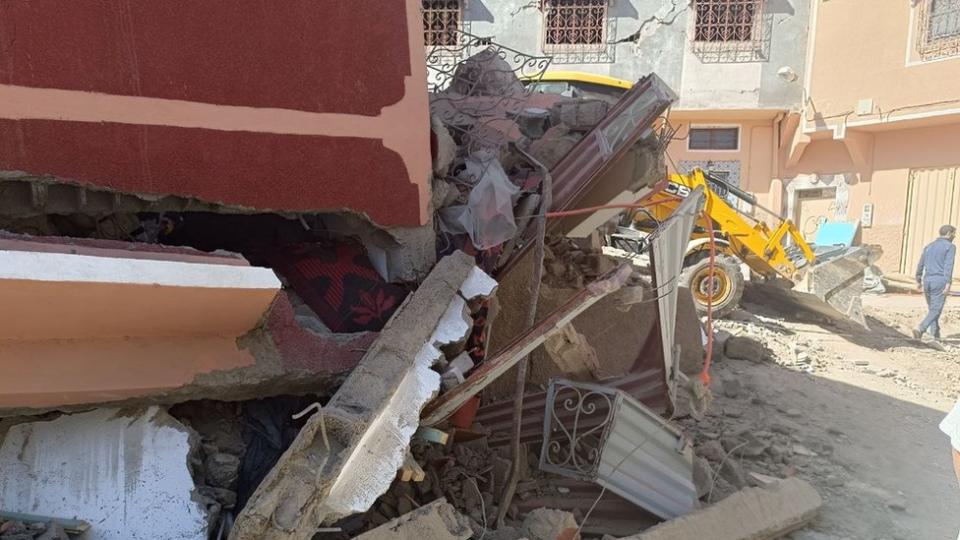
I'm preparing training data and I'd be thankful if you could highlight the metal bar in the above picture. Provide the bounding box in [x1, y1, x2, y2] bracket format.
[0, 511, 90, 533]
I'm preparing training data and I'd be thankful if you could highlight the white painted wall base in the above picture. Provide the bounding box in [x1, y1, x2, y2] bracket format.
[0, 407, 209, 540]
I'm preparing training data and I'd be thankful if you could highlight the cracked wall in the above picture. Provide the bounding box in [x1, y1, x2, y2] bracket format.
[479, 0, 810, 111]
[678, 0, 811, 110]
[470, 0, 686, 91]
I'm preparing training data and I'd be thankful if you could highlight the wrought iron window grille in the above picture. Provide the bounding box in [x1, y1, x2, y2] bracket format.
[422, 0, 469, 48]
[691, 0, 771, 63]
[540, 0, 616, 64]
[917, 0, 960, 61]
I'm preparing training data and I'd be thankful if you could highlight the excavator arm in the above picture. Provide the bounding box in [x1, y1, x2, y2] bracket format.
[632, 169, 878, 327]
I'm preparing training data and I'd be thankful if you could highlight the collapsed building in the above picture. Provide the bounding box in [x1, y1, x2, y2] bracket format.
[0, 3, 820, 540]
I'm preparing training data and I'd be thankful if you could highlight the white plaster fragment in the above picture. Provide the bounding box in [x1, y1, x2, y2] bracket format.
[432, 295, 473, 348]
[459, 266, 498, 300]
[0, 250, 281, 290]
[0, 407, 208, 540]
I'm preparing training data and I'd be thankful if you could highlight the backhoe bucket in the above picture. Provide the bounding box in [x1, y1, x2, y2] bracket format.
[743, 246, 881, 328]
[792, 246, 882, 327]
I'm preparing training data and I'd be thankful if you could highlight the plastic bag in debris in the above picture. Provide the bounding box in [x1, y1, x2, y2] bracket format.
[439, 151, 520, 249]
[863, 264, 886, 294]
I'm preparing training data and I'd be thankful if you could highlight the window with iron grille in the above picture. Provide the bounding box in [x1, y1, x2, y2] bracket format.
[917, 0, 960, 61]
[423, 0, 463, 47]
[691, 0, 769, 63]
[541, 0, 615, 63]
[688, 127, 740, 151]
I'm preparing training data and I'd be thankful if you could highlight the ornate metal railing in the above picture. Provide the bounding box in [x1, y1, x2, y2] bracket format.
[540, 380, 618, 479]
[426, 30, 552, 157]
[539, 378, 698, 519]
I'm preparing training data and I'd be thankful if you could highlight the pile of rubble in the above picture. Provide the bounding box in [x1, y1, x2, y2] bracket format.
[428, 45, 670, 275]
[0, 44, 825, 540]
[715, 313, 832, 374]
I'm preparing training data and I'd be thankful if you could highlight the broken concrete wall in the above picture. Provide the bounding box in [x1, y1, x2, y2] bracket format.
[485, 248, 665, 401]
[232, 252, 496, 540]
[467, 0, 687, 91]
[0, 407, 209, 540]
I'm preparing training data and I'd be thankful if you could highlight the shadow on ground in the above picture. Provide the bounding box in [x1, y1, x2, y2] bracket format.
[701, 352, 959, 540]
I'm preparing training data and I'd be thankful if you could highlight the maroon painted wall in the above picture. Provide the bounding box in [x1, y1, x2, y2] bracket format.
[0, 1, 429, 227]
[0, 0, 408, 116]
[0, 119, 421, 225]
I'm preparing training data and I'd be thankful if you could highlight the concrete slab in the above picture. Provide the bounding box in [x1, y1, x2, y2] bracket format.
[623, 478, 822, 540]
[0, 407, 209, 540]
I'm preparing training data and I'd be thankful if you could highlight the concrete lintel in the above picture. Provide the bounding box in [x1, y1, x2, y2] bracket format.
[0, 239, 378, 415]
[0, 249, 279, 341]
[0, 244, 289, 413]
[231, 252, 496, 540]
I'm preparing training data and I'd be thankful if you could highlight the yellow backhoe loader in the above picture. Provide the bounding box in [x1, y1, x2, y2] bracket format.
[616, 169, 880, 327]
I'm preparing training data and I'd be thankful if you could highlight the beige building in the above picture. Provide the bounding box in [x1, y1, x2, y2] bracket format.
[782, 0, 960, 278]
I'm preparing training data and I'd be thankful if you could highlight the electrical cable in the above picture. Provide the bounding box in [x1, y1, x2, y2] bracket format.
[700, 208, 717, 387]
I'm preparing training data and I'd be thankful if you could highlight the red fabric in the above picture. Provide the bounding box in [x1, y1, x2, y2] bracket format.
[261, 243, 408, 333]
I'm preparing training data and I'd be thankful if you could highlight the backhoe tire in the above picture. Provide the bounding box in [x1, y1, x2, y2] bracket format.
[678, 254, 744, 319]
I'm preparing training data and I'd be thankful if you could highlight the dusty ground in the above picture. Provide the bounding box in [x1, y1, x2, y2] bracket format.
[680, 290, 960, 540]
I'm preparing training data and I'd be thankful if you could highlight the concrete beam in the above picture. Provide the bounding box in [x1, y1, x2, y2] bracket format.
[231, 252, 496, 540]
[623, 478, 822, 540]
[0, 242, 278, 412]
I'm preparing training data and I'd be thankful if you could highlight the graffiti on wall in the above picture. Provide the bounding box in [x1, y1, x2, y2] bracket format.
[786, 173, 854, 239]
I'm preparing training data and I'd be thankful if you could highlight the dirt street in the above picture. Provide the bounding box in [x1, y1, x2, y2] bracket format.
[681, 291, 960, 540]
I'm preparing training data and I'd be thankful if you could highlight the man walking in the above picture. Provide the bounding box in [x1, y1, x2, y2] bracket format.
[914, 224, 956, 342]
